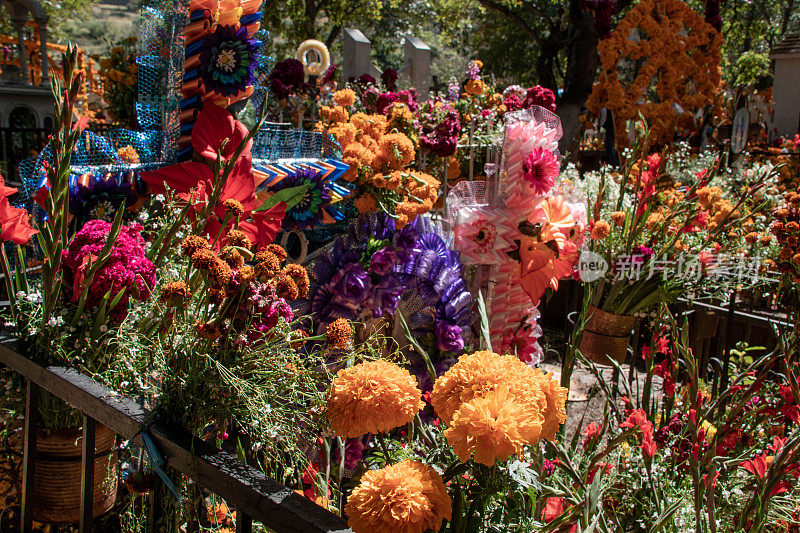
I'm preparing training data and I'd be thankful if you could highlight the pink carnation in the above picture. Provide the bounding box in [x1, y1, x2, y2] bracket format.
[61, 220, 156, 322]
[522, 147, 559, 195]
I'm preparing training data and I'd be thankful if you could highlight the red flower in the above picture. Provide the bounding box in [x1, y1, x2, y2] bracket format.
[141, 105, 286, 247]
[192, 104, 252, 163]
[0, 197, 37, 244]
[583, 422, 601, 448]
[0, 173, 18, 199]
[620, 409, 657, 459]
[740, 453, 769, 480]
[72, 116, 89, 133]
[769, 481, 793, 497]
[586, 463, 613, 484]
[542, 497, 565, 523]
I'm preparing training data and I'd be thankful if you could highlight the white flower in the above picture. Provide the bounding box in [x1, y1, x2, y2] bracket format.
[15, 291, 25, 299]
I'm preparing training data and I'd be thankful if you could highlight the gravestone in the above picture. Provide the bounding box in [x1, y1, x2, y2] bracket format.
[770, 33, 800, 137]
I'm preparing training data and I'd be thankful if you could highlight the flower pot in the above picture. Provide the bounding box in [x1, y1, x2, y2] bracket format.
[30, 424, 118, 524]
[578, 306, 636, 366]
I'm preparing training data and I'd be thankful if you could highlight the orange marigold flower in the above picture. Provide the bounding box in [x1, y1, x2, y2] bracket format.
[209, 258, 232, 288]
[610, 211, 626, 226]
[345, 460, 451, 533]
[223, 199, 245, 217]
[759, 235, 773, 246]
[274, 274, 299, 300]
[465, 79, 485, 96]
[282, 263, 309, 297]
[646, 212, 664, 230]
[445, 386, 543, 465]
[591, 220, 611, 240]
[780, 247, 794, 261]
[327, 360, 423, 438]
[239, 265, 255, 284]
[776, 208, 790, 221]
[326, 318, 352, 349]
[160, 281, 192, 307]
[254, 251, 281, 280]
[288, 329, 309, 348]
[226, 229, 252, 249]
[267, 243, 288, 261]
[533, 368, 569, 441]
[744, 232, 758, 244]
[697, 186, 721, 210]
[321, 105, 349, 124]
[219, 246, 245, 269]
[209, 287, 227, 305]
[116, 145, 140, 164]
[772, 222, 785, 236]
[430, 350, 546, 425]
[190, 248, 217, 270]
[378, 133, 415, 170]
[786, 221, 799, 234]
[354, 194, 377, 214]
[182, 235, 211, 257]
[333, 89, 356, 107]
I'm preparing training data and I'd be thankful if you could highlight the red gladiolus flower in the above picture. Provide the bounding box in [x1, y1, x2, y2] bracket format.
[769, 481, 793, 497]
[0, 173, 18, 199]
[586, 463, 613, 484]
[583, 422, 601, 448]
[620, 409, 657, 459]
[542, 497, 565, 523]
[740, 453, 769, 480]
[0, 197, 38, 244]
[192, 104, 253, 163]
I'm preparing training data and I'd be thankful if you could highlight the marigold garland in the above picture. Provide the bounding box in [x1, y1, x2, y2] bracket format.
[585, 0, 722, 148]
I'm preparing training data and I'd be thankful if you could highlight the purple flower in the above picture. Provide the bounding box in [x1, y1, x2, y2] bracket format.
[372, 281, 404, 317]
[435, 320, 464, 352]
[369, 247, 396, 275]
[632, 246, 654, 264]
[393, 224, 421, 262]
[330, 262, 371, 303]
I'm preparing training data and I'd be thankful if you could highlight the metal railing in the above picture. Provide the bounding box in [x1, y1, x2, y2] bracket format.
[0, 334, 351, 533]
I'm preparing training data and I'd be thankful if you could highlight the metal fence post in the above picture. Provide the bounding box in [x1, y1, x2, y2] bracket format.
[20, 379, 39, 532]
[80, 415, 96, 532]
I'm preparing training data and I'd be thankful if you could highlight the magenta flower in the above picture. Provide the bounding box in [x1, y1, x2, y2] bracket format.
[522, 147, 559, 195]
[61, 220, 156, 322]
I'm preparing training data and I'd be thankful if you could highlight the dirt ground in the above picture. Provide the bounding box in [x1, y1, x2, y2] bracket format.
[540, 358, 664, 439]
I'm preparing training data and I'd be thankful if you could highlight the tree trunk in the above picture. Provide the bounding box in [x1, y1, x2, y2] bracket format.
[558, 2, 600, 156]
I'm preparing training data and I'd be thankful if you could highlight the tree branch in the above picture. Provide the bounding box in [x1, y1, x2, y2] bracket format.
[474, 0, 543, 44]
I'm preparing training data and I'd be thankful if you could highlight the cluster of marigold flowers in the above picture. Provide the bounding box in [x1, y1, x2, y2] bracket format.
[159, 230, 310, 340]
[316, 89, 440, 227]
[769, 194, 800, 277]
[324, 350, 568, 533]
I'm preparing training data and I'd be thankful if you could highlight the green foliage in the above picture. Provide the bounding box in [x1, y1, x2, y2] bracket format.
[734, 51, 773, 88]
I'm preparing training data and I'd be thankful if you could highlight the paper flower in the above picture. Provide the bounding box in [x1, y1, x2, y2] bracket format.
[199, 25, 260, 97]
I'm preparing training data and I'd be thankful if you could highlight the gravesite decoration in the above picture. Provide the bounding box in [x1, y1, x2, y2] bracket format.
[585, 0, 723, 148]
[3, 0, 800, 531]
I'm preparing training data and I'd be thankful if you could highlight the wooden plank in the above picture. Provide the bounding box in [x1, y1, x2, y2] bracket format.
[236, 510, 253, 533]
[0, 336, 351, 533]
[80, 415, 96, 533]
[20, 379, 38, 533]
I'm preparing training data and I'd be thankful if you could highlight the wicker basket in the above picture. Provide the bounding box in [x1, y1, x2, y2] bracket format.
[578, 306, 636, 366]
[31, 424, 118, 524]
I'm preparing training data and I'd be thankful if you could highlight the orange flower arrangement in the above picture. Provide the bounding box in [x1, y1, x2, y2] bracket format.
[585, 0, 722, 148]
[345, 459, 451, 533]
[317, 98, 438, 227]
[327, 360, 424, 438]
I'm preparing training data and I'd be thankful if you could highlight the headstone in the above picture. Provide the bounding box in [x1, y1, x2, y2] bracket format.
[342, 28, 372, 82]
[731, 107, 750, 154]
[403, 35, 430, 100]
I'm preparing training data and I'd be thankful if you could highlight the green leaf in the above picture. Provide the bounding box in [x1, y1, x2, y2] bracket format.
[254, 184, 311, 212]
